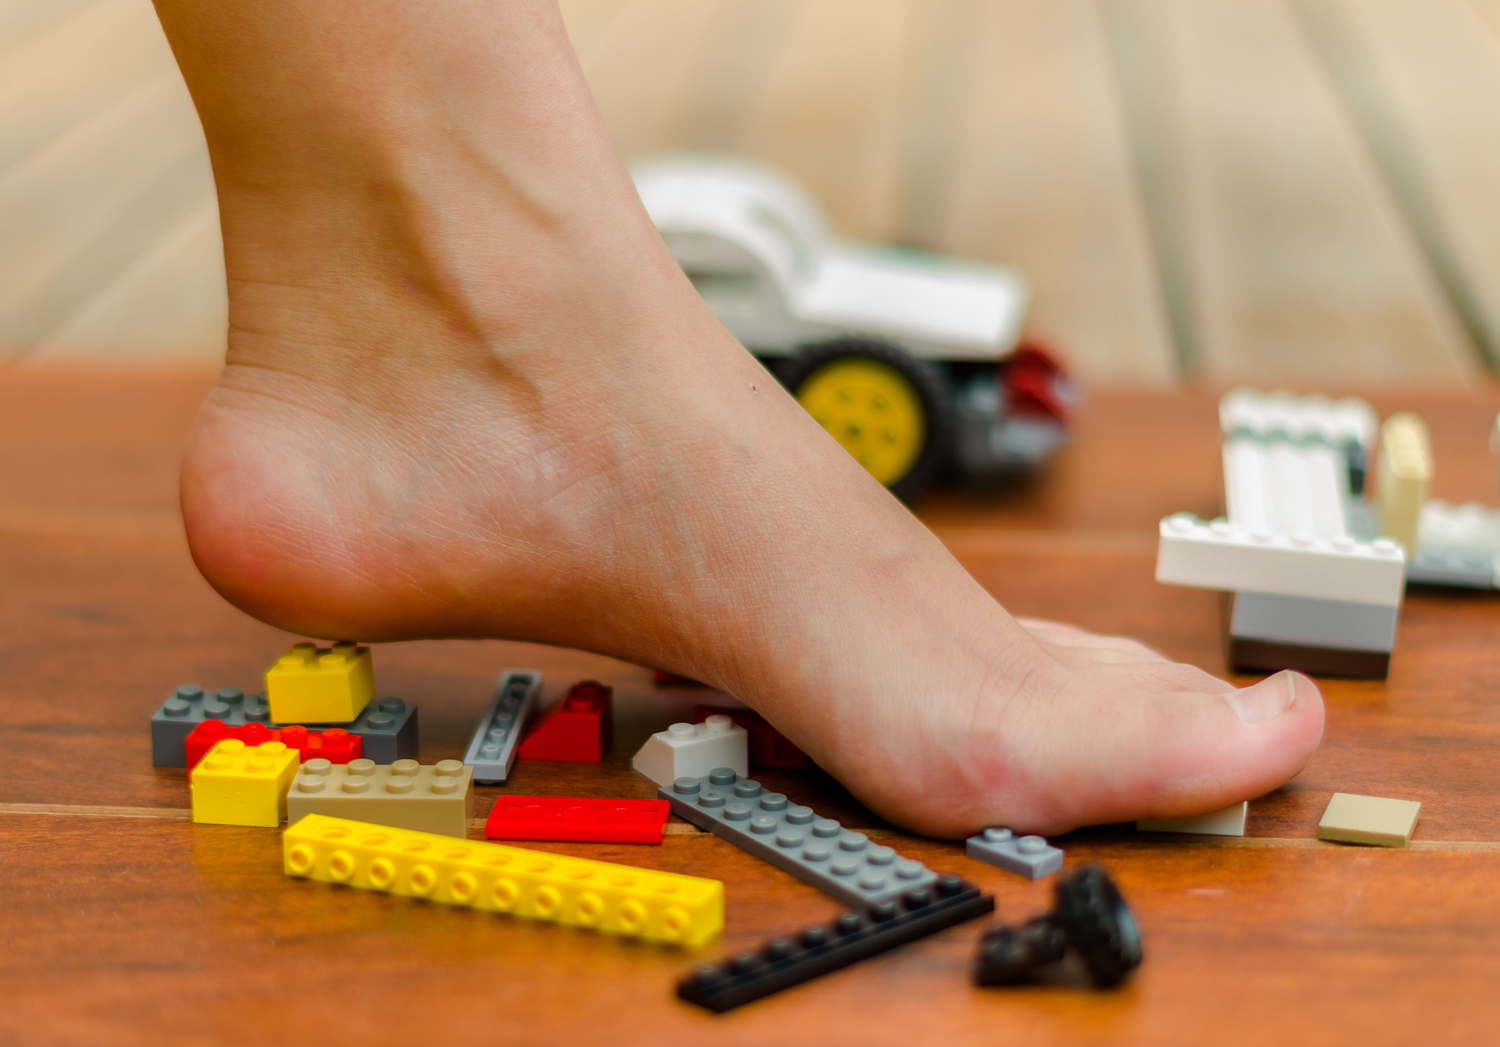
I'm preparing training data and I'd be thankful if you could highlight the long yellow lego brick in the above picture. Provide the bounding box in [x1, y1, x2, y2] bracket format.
[283, 814, 723, 946]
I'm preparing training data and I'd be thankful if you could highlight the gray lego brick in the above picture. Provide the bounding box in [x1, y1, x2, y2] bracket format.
[1228, 591, 1397, 653]
[151, 686, 279, 768]
[1407, 546, 1497, 589]
[462, 670, 542, 783]
[964, 827, 1063, 879]
[344, 698, 420, 764]
[660, 769, 938, 909]
[151, 685, 419, 767]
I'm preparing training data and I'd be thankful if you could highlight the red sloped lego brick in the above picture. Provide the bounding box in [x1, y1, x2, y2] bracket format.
[692, 705, 809, 770]
[184, 720, 364, 769]
[279, 725, 362, 764]
[484, 796, 670, 844]
[183, 720, 276, 770]
[516, 681, 613, 763]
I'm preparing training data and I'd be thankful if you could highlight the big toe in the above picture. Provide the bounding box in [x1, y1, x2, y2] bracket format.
[1052, 669, 1325, 834]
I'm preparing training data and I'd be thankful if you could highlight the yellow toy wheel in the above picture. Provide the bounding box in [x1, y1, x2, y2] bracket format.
[795, 356, 927, 487]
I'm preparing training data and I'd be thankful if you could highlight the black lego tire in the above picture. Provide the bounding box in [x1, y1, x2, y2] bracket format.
[779, 337, 954, 500]
[1053, 863, 1144, 988]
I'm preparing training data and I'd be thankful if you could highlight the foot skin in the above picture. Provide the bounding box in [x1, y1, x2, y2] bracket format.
[167, 0, 1323, 838]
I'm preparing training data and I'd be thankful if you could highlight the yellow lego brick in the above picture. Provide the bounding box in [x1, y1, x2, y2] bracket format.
[191, 739, 299, 827]
[265, 641, 375, 723]
[284, 814, 723, 946]
[1377, 412, 1432, 554]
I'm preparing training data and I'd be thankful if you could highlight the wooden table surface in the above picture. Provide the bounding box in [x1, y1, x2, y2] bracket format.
[6, 370, 1500, 1045]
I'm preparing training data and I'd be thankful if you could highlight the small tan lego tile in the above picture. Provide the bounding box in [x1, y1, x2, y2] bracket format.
[1317, 792, 1421, 847]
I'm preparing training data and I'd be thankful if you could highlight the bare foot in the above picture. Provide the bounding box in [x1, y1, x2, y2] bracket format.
[161, 0, 1323, 837]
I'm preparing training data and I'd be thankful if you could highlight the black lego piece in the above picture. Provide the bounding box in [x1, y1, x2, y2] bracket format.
[973, 863, 1142, 988]
[676, 874, 993, 1013]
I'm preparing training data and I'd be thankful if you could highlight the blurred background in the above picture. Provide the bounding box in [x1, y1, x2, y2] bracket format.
[3, 0, 1500, 388]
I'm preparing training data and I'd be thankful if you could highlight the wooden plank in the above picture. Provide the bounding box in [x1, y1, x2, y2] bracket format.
[0, 0, 179, 179]
[20, 199, 226, 367]
[940, 0, 1178, 385]
[1106, 0, 1478, 384]
[572, 0, 733, 161]
[1291, 0, 1500, 373]
[556, 0, 632, 58]
[0, 0, 99, 54]
[730, 0, 906, 240]
[0, 73, 212, 360]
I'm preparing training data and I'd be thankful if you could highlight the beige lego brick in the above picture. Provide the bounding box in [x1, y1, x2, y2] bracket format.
[1317, 792, 1421, 847]
[1377, 412, 1432, 553]
[1137, 801, 1247, 837]
[287, 758, 473, 838]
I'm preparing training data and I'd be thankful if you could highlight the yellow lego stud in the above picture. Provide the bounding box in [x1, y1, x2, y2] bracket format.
[265, 641, 375, 724]
[284, 814, 724, 946]
[191, 738, 299, 827]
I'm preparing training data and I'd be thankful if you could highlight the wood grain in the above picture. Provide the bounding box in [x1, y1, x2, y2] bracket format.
[5, 372, 1500, 1042]
[1104, 0, 1479, 384]
[939, 0, 1179, 385]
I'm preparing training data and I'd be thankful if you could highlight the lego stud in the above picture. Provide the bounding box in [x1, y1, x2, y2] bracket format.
[667, 723, 695, 740]
[704, 715, 732, 735]
[297, 776, 327, 793]
[708, 768, 738, 786]
[348, 759, 375, 775]
[391, 760, 420, 777]
[672, 777, 701, 795]
[279, 643, 318, 669]
[973, 864, 1142, 989]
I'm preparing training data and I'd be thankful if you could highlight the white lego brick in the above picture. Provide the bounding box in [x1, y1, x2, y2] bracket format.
[1137, 802, 1247, 837]
[1219, 388, 1376, 449]
[1418, 500, 1500, 552]
[632, 715, 749, 787]
[1156, 514, 1405, 607]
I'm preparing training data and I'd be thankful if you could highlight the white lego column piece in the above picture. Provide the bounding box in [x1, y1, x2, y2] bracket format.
[1376, 413, 1432, 554]
[1156, 514, 1405, 606]
[631, 715, 749, 786]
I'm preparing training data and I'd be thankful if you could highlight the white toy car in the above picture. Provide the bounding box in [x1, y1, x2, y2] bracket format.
[633, 156, 1072, 497]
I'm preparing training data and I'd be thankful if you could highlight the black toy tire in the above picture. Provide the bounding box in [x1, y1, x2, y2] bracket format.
[778, 338, 954, 500]
[1053, 863, 1143, 988]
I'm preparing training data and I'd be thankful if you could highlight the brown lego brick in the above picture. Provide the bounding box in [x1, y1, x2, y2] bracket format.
[1318, 793, 1421, 847]
[286, 758, 473, 837]
[1225, 637, 1390, 679]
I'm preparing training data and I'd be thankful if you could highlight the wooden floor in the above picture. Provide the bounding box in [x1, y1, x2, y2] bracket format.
[6, 0, 1500, 385]
[6, 372, 1500, 1044]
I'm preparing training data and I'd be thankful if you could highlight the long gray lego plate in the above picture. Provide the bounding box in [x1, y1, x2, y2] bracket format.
[462, 670, 541, 783]
[660, 769, 937, 908]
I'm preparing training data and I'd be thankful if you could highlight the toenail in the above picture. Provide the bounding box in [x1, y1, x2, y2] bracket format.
[1226, 670, 1300, 725]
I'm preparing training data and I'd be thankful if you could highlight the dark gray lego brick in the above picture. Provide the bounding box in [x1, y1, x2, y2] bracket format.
[1227, 637, 1390, 679]
[964, 828, 1063, 879]
[462, 670, 541, 783]
[660, 769, 938, 909]
[150, 685, 419, 767]
[344, 698, 420, 764]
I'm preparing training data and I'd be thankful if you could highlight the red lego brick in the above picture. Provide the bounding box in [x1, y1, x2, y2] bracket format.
[484, 796, 671, 844]
[278, 724, 362, 764]
[517, 681, 613, 762]
[183, 720, 363, 770]
[692, 705, 809, 770]
[183, 720, 276, 770]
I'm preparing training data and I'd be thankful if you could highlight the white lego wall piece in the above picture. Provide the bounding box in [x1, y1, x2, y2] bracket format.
[1218, 388, 1376, 449]
[632, 715, 749, 787]
[1223, 436, 1350, 540]
[1376, 413, 1432, 553]
[1137, 802, 1247, 837]
[1156, 514, 1405, 606]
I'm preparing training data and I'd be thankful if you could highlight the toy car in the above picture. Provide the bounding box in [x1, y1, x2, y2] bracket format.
[632, 156, 1073, 497]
